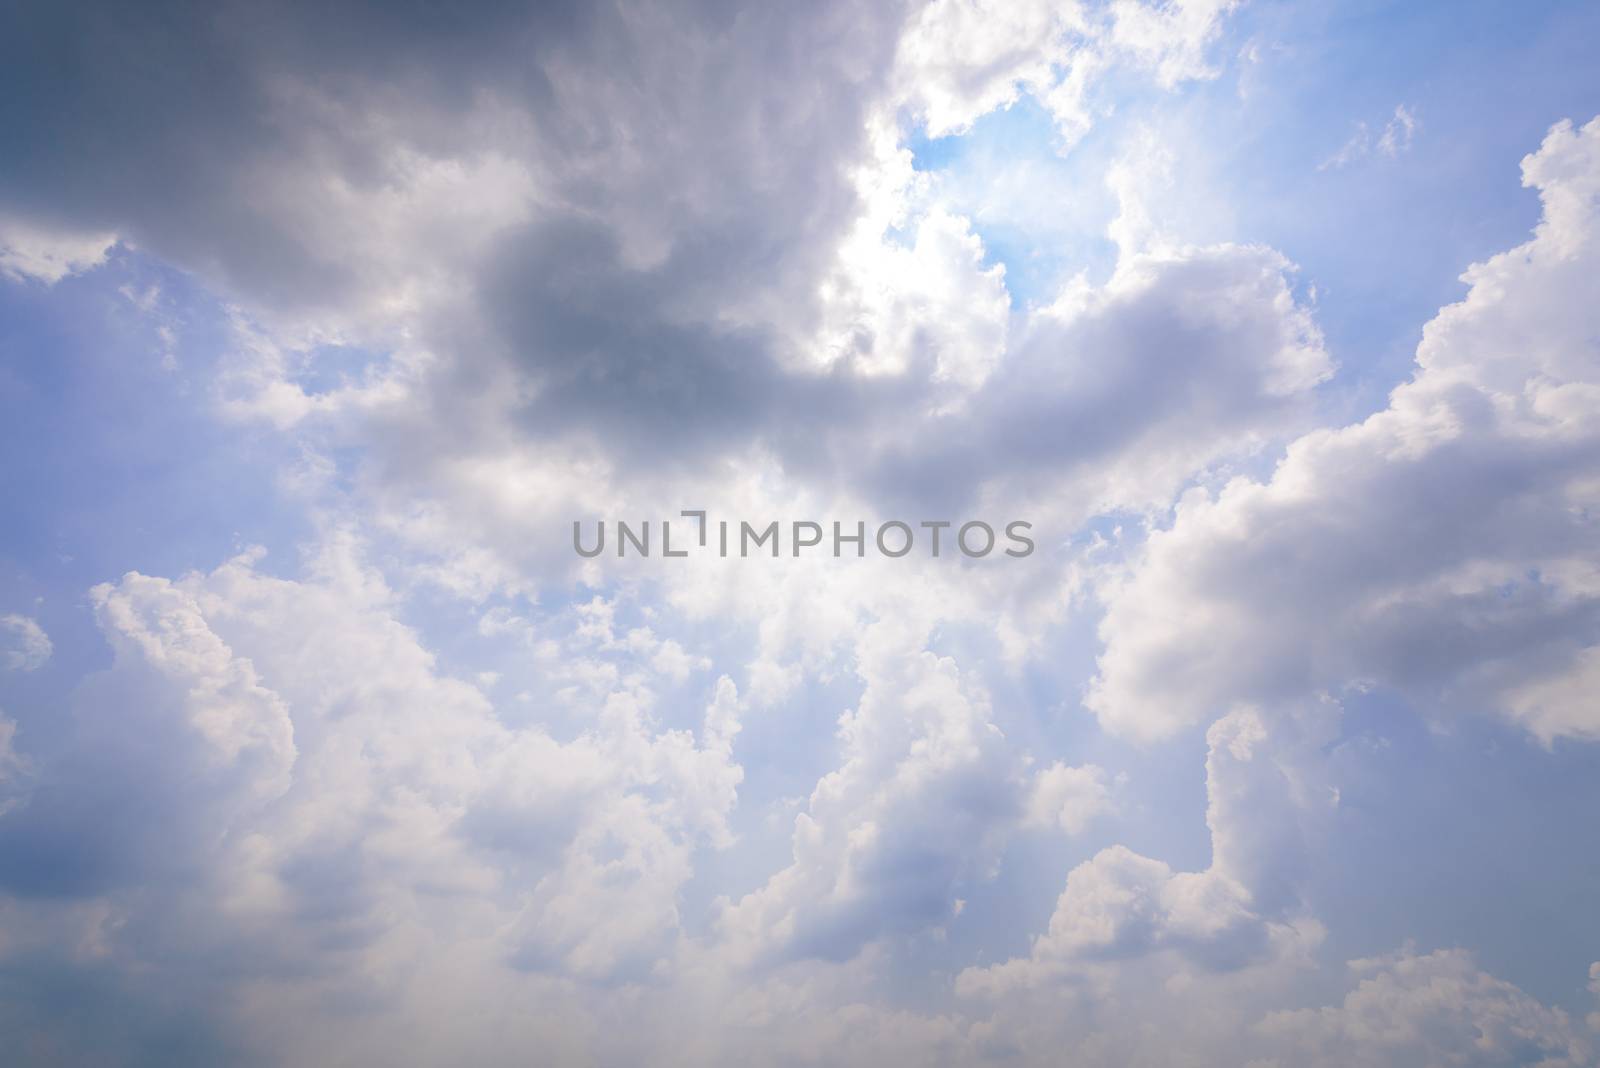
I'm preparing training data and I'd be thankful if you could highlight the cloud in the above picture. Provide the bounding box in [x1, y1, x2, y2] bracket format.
[1090, 116, 1600, 743]
[857, 237, 1331, 517]
[717, 605, 1025, 965]
[959, 943, 1599, 1068]
[1319, 104, 1420, 171]
[0, 616, 51, 672]
[1024, 761, 1113, 834]
[959, 697, 1337, 997]
[895, 0, 1086, 138]
[1, 3, 1596, 1064]
[896, 0, 1241, 143]
[0, 538, 747, 1038]
[0, 217, 115, 283]
[0, 715, 27, 820]
[1377, 104, 1419, 156]
[90, 573, 297, 802]
[0, 0, 1308, 611]
[1255, 948, 1595, 1068]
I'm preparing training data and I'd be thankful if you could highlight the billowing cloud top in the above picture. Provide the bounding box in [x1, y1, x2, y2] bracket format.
[1, 2, 1599, 1066]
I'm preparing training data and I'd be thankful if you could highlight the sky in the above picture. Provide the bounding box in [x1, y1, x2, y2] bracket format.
[1, 1, 1599, 1065]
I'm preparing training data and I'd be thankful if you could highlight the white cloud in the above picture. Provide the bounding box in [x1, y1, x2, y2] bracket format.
[813, 196, 1012, 392]
[1377, 104, 1419, 157]
[1025, 761, 1113, 834]
[91, 573, 297, 802]
[1091, 116, 1600, 743]
[959, 697, 1337, 997]
[0, 540, 749, 1018]
[1320, 104, 1420, 170]
[895, 0, 1089, 139]
[1108, 0, 1241, 90]
[0, 615, 51, 672]
[895, 0, 1241, 144]
[0, 217, 115, 284]
[717, 604, 1025, 965]
[1255, 948, 1595, 1068]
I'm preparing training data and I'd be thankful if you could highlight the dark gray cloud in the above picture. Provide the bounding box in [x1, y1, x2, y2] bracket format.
[0, 1, 901, 320]
[3, 0, 1328, 523]
[1, 0, 578, 308]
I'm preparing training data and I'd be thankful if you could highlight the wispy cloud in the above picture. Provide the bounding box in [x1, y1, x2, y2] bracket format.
[1320, 103, 1420, 170]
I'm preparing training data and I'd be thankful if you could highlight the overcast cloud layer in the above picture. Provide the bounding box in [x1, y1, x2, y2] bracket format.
[2, 1, 1599, 1065]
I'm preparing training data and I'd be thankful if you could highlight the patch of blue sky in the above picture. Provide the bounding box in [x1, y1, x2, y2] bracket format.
[0, 259, 305, 575]
[1320, 685, 1600, 1018]
[1176, 0, 1600, 414]
[909, 95, 1123, 307]
[286, 340, 393, 396]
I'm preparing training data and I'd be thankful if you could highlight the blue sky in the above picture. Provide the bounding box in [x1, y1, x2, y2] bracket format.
[2, 2, 1599, 1065]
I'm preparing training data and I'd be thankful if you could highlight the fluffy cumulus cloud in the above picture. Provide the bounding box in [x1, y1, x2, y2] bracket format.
[1, 1, 1598, 1065]
[1025, 760, 1113, 834]
[0, 542, 755, 1060]
[1088, 117, 1600, 744]
[960, 697, 1336, 999]
[717, 607, 1023, 965]
[1255, 949, 1596, 1068]
[896, 0, 1240, 142]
